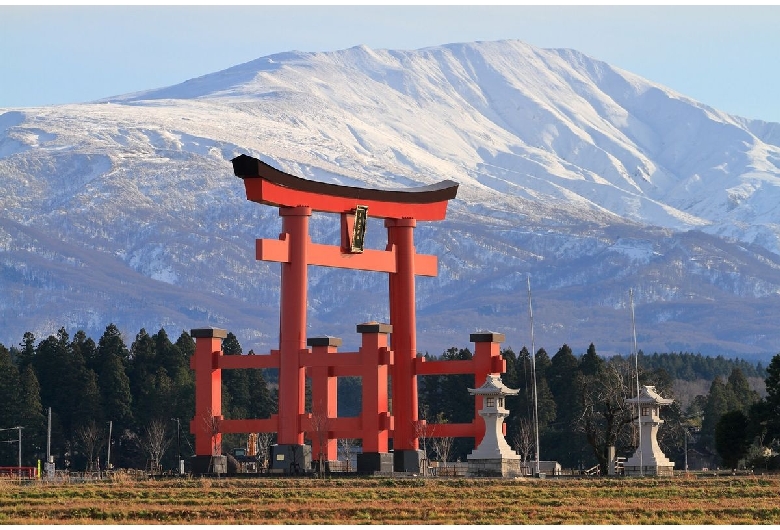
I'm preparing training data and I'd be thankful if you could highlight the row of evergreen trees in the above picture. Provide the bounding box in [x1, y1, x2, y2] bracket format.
[1, 324, 777, 472]
[0, 325, 274, 471]
[419, 343, 776, 472]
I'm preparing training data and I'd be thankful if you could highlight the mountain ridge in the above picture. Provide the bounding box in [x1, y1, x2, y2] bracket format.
[2, 39, 780, 361]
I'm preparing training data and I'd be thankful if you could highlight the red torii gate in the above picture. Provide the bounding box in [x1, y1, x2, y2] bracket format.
[190, 154, 507, 473]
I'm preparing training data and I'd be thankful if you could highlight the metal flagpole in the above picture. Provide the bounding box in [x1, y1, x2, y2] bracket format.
[106, 421, 113, 471]
[528, 275, 540, 476]
[46, 408, 51, 463]
[630, 289, 643, 476]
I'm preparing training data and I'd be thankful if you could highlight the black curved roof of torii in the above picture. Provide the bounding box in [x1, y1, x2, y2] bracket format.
[232, 154, 459, 204]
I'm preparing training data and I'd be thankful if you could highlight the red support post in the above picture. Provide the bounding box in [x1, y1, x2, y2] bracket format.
[386, 218, 419, 455]
[307, 336, 341, 462]
[278, 206, 311, 446]
[190, 327, 227, 456]
[357, 323, 392, 454]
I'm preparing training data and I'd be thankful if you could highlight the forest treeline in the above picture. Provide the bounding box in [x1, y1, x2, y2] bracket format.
[1, 324, 778, 473]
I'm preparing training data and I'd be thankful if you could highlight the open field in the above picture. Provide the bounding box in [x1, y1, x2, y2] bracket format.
[1, 475, 779, 524]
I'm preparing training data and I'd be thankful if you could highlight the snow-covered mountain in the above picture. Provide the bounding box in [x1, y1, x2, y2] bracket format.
[2, 40, 780, 360]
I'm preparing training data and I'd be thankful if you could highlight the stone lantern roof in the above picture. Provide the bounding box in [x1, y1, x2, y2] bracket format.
[625, 385, 674, 406]
[468, 373, 520, 396]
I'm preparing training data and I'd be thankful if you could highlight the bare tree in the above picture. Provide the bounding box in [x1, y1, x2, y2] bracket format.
[199, 408, 222, 456]
[430, 436, 454, 465]
[256, 432, 274, 472]
[338, 438, 358, 472]
[414, 406, 432, 476]
[196, 409, 223, 476]
[76, 422, 103, 471]
[512, 417, 535, 463]
[310, 401, 331, 478]
[142, 419, 173, 473]
[576, 359, 636, 475]
[429, 414, 454, 469]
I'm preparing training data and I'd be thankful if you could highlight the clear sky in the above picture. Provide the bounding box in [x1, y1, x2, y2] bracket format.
[2, 5, 780, 123]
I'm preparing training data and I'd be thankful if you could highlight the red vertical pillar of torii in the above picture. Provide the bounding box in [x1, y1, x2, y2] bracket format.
[386, 218, 419, 457]
[277, 206, 311, 446]
[232, 154, 458, 470]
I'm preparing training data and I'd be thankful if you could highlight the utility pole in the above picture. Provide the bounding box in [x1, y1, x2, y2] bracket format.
[46, 408, 51, 463]
[527, 275, 540, 477]
[171, 418, 181, 474]
[44, 408, 55, 479]
[629, 288, 643, 476]
[106, 421, 113, 471]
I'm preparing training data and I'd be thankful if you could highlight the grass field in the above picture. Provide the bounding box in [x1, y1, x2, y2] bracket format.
[1, 474, 779, 524]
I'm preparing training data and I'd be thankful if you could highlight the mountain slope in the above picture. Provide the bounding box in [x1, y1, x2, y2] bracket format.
[2, 40, 780, 360]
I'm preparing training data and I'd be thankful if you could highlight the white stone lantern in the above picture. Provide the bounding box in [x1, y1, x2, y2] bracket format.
[624, 385, 675, 476]
[466, 374, 521, 477]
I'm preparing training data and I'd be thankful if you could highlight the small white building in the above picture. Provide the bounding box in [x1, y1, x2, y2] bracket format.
[466, 374, 523, 477]
[624, 385, 675, 476]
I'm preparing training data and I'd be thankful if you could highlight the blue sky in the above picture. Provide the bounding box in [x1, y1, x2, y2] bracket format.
[2, 5, 780, 123]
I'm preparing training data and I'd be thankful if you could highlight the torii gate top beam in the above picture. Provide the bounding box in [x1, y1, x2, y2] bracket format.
[231, 154, 458, 221]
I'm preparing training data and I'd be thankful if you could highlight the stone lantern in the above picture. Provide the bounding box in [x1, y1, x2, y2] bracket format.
[624, 385, 675, 476]
[466, 374, 522, 477]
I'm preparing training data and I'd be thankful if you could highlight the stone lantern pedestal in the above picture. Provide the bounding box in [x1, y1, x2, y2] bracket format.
[466, 374, 522, 477]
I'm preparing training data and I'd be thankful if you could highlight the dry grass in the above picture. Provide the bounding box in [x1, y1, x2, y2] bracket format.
[0, 475, 778, 524]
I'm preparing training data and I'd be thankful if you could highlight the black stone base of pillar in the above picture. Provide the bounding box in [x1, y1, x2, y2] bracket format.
[190, 455, 227, 475]
[357, 452, 394, 474]
[270, 444, 311, 474]
[394, 449, 424, 473]
[190, 455, 212, 475]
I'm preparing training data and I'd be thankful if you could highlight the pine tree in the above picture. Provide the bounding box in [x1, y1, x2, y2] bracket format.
[579, 343, 603, 376]
[72, 330, 98, 373]
[154, 328, 185, 379]
[175, 331, 195, 361]
[72, 364, 104, 431]
[129, 328, 156, 427]
[527, 348, 556, 434]
[761, 354, 780, 441]
[95, 326, 132, 406]
[18, 364, 46, 464]
[726, 368, 760, 412]
[549, 344, 581, 425]
[0, 344, 21, 464]
[545, 344, 586, 468]
[135, 366, 175, 428]
[715, 410, 750, 469]
[247, 368, 276, 418]
[766, 354, 780, 408]
[501, 347, 522, 446]
[17, 332, 36, 372]
[221, 332, 245, 420]
[700, 377, 730, 452]
[100, 352, 134, 430]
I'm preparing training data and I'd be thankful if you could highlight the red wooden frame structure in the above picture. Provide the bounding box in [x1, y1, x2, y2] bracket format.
[190, 154, 507, 472]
